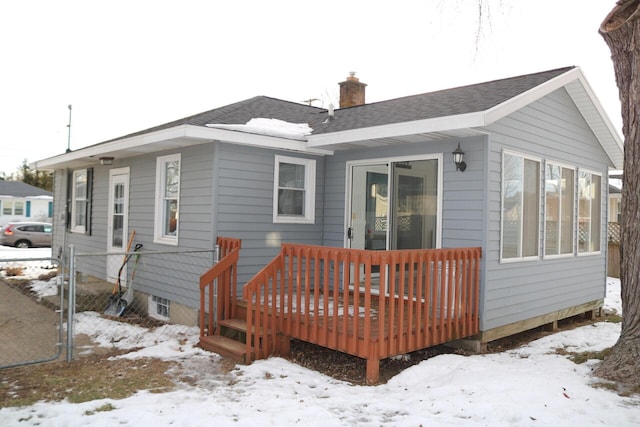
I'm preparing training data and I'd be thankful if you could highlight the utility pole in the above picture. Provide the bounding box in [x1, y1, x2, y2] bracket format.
[66, 104, 72, 153]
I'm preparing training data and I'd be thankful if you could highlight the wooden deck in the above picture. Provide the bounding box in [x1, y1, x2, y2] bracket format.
[200, 239, 481, 384]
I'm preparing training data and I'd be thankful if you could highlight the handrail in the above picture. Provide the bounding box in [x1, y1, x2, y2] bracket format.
[242, 243, 481, 383]
[242, 251, 284, 360]
[199, 237, 241, 338]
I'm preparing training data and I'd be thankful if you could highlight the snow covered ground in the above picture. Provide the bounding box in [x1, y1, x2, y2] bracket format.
[1, 247, 639, 426]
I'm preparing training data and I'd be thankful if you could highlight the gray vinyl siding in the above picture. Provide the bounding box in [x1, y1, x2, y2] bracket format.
[54, 166, 111, 281]
[214, 142, 325, 286]
[123, 145, 215, 308]
[480, 87, 609, 331]
[51, 169, 66, 257]
[53, 144, 216, 309]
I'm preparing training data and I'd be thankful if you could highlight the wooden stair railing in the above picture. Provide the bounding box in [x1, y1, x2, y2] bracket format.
[199, 237, 241, 339]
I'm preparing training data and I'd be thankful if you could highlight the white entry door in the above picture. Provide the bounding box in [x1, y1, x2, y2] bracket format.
[107, 168, 130, 283]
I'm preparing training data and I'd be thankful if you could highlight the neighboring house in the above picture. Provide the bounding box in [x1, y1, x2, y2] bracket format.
[0, 180, 53, 226]
[34, 66, 623, 350]
[609, 175, 622, 223]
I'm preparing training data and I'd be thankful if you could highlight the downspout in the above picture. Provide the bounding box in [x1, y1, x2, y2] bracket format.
[320, 153, 328, 245]
[60, 169, 69, 263]
[211, 142, 220, 262]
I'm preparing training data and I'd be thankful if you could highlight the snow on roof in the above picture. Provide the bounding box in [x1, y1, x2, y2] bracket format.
[206, 118, 313, 141]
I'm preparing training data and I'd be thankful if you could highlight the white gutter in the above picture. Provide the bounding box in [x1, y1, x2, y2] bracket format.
[307, 111, 487, 147]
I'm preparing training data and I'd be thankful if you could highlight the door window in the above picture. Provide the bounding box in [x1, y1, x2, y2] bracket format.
[349, 158, 440, 251]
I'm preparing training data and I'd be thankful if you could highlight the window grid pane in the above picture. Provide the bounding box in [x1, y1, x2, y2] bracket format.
[502, 154, 523, 258]
[164, 161, 180, 198]
[164, 199, 178, 235]
[545, 165, 575, 256]
[545, 164, 561, 255]
[279, 163, 305, 189]
[560, 168, 575, 254]
[278, 189, 304, 216]
[502, 154, 540, 259]
[522, 159, 540, 257]
[578, 171, 601, 253]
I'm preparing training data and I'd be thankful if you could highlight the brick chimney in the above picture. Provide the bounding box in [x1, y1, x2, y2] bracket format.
[339, 72, 367, 108]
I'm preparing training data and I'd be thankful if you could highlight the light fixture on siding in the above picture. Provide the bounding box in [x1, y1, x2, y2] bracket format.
[452, 143, 466, 172]
[99, 156, 114, 165]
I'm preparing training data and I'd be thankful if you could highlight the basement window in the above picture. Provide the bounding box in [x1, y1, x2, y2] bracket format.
[149, 295, 170, 321]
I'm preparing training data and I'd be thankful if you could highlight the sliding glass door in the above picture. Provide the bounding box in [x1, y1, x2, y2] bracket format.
[348, 158, 440, 252]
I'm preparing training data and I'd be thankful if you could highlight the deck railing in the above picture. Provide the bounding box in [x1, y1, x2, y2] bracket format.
[243, 243, 481, 384]
[199, 237, 241, 338]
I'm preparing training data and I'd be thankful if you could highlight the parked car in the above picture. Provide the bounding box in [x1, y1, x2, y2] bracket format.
[0, 222, 52, 248]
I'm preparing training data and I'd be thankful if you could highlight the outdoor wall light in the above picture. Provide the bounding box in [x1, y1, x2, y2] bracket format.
[452, 143, 467, 172]
[99, 156, 114, 165]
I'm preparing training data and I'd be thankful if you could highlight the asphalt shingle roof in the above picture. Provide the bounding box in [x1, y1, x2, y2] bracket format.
[107, 66, 575, 142]
[0, 180, 52, 197]
[108, 96, 328, 142]
[312, 66, 575, 134]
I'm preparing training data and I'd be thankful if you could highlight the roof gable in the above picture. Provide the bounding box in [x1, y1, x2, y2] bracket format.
[312, 67, 575, 134]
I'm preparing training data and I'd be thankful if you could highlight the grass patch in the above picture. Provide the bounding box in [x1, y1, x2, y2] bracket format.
[604, 315, 623, 324]
[555, 347, 612, 364]
[84, 403, 116, 415]
[2, 266, 24, 277]
[0, 351, 176, 408]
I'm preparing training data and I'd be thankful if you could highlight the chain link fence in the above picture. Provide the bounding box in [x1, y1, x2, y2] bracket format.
[0, 257, 64, 368]
[1, 247, 219, 367]
[67, 246, 218, 359]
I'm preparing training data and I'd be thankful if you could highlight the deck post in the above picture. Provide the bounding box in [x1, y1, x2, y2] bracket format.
[275, 333, 291, 357]
[366, 357, 380, 385]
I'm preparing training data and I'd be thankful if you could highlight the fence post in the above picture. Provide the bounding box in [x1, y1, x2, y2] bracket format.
[66, 245, 76, 362]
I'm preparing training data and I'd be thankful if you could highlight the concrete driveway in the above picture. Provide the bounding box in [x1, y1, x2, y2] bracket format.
[0, 281, 62, 367]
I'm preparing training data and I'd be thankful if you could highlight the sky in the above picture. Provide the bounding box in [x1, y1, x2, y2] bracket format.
[1, 246, 639, 426]
[0, 1, 622, 176]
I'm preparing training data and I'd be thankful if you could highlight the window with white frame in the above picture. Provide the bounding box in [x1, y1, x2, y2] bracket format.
[2, 201, 12, 215]
[71, 169, 88, 233]
[578, 170, 601, 254]
[154, 154, 181, 244]
[501, 152, 540, 260]
[148, 295, 170, 321]
[544, 163, 575, 257]
[273, 155, 316, 224]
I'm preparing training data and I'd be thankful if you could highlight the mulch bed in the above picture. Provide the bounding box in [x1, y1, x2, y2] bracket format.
[285, 313, 609, 385]
[286, 340, 459, 385]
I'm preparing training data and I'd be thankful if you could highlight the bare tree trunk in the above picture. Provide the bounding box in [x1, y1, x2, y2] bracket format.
[596, 0, 640, 386]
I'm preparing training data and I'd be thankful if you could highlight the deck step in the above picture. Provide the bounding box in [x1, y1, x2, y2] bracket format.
[219, 318, 248, 343]
[199, 335, 250, 364]
[220, 318, 248, 332]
